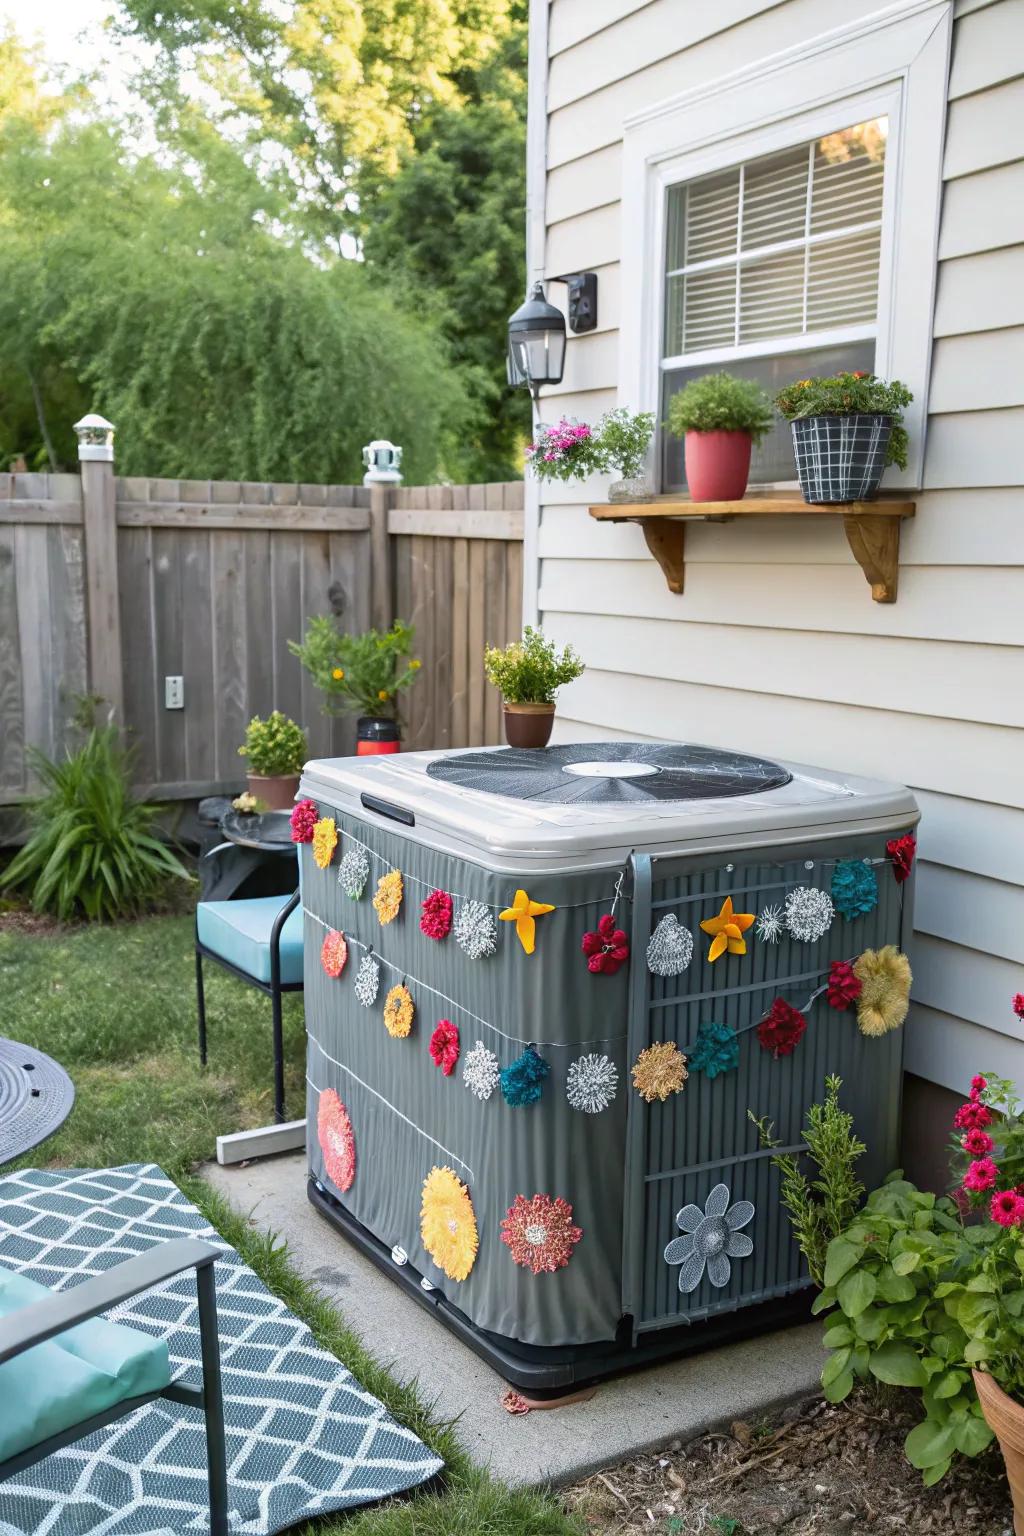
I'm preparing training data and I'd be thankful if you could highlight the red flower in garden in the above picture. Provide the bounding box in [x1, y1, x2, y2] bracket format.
[970, 1074, 988, 1102]
[428, 1019, 460, 1076]
[827, 960, 862, 1011]
[317, 1090, 355, 1192]
[420, 889, 453, 941]
[500, 1193, 582, 1274]
[756, 999, 807, 1059]
[964, 1157, 999, 1193]
[320, 929, 348, 978]
[955, 1100, 993, 1132]
[1013, 995, 1024, 1022]
[962, 1127, 994, 1157]
[581, 913, 630, 975]
[886, 834, 916, 884]
[290, 798, 318, 843]
[990, 1190, 1024, 1227]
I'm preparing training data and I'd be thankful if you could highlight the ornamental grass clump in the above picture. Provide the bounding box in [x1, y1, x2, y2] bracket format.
[665, 372, 774, 441]
[237, 711, 307, 776]
[483, 626, 584, 705]
[775, 372, 913, 469]
[289, 617, 421, 718]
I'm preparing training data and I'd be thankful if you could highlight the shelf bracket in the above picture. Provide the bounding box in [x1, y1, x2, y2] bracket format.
[640, 518, 685, 594]
[842, 514, 902, 603]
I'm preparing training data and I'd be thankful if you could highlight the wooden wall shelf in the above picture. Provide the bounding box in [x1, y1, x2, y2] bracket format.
[588, 494, 916, 603]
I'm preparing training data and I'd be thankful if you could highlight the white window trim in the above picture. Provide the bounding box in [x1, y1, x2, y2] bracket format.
[619, 0, 953, 492]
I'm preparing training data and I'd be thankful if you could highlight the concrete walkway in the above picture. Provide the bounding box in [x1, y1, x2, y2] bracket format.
[204, 1152, 825, 1488]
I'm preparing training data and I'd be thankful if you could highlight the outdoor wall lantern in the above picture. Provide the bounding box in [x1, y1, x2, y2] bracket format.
[73, 413, 115, 462]
[506, 282, 567, 406]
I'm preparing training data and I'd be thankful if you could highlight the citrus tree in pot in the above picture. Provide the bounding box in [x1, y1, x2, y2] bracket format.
[484, 627, 585, 748]
[288, 618, 421, 754]
[666, 372, 773, 501]
[775, 371, 913, 503]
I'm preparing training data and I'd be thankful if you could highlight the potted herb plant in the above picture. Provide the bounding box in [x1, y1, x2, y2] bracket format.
[483, 627, 585, 749]
[288, 618, 421, 754]
[237, 711, 307, 809]
[596, 408, 656, 502]
[665, 372, 773, 501]
[775, 371, 913, 503]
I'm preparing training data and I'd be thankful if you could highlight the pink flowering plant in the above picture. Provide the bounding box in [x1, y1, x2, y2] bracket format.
[525, 417, 605, 483]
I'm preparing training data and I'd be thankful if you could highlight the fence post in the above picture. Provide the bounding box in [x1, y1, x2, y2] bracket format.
[74, 414, 124, 720]
[363, 439, 402, 634]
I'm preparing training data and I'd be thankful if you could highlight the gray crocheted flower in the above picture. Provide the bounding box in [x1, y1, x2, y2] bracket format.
[463, 1040, 501, 1100]
[353, 952, 380, 1008]
[566, 1053, 618, 1114]
[646, 914, 693, 976]
[339, 846, 369, 900]
[784, 885, 834, 943]
[454, 900, 497, 960]
[664, 1183, 754, 1293]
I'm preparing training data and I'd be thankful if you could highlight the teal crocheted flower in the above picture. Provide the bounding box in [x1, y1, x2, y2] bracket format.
[500, 1046, 550, 1107]
[831, 858, 878, 921]
[689, 1021, 739, 1079]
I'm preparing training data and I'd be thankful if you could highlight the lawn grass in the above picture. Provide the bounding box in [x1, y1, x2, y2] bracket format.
[0, 914, 582, 1536]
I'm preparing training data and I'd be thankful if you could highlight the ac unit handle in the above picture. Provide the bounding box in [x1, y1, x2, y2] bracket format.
[360, 793, 415, 827]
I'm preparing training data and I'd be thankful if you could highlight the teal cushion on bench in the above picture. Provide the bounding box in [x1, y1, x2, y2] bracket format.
[0, 1263, 170, 1462]
[197, 894, 304, 985]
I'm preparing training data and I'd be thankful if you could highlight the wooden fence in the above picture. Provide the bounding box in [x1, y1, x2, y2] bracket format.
[0, 466, 523, 807]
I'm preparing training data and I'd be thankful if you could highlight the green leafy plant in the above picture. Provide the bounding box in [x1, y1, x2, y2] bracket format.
[483, 626, 584, 705]
[666, 373, 773, 442]
[237, 711, 307, 777]
[288, 617, 420, 719]
[0, 727, 189, 921]
[596, 408, 655, 479]
[774, 372, 914, 470]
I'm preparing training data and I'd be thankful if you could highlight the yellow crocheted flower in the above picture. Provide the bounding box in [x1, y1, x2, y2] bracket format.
[312, 817, 338, 870]
[853, 946, 912, 1037]
[631, 1041, 688, 1103]
[383, 983, 414, 1038]
[420, 1165, 478, 1282]
[373, 869, 404, 925]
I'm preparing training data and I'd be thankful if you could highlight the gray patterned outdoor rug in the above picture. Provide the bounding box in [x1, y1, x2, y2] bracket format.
[0, 1164, 443, 1535]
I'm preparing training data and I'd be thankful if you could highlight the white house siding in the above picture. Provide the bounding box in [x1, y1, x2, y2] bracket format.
[530, 0, 1024, 1099]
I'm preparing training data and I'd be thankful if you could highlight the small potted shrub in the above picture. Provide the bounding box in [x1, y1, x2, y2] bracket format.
[237, 711, 307, 809]
[665, 372, 773, 501]
[483, 626, 584, 749]
[288, 617, 421, 754]
[775, 371, 913, 503]
[596, 408, 656, 502]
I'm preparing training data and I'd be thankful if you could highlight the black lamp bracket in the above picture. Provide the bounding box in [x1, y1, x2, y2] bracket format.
[550, 272, 598, 335]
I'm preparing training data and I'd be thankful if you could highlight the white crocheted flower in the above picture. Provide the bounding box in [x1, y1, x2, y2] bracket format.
[353, 952, 380, 1008]
[755, 904, 784, 944]
[784, 886, 834, 943]
[463, 1040, 501, 1101]
[566, 1053, 619, 1114]
[646, 914, 693, 977]
[454, 900, 497, 960]
[339, 846, 369, 900]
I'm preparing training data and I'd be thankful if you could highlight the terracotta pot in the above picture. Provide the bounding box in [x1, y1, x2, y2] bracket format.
[684, 429, 752, 501]
[246, 772, 301, 811]
[503, 702, 555, 749]
[974, 1370, 1024, 1534]
[357, 716, 401, 756]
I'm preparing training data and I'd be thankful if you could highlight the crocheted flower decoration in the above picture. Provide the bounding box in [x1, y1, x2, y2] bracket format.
[827, 960, 862, 1011]
[700, 897, 755, 962]
[566, 1053, 619, 1114]
[290, 798, 318, 843]
[317, 1089, 355, 1193]
[421, 889, 453, 941]
[784, 886, 834, 943]
[420, 1166, 478, 1282]
[373, 869, 404, 925]
[631, 1041, 688, 1103]
[664, 1184, 754, 1293]
[831, 859, 878, 921]
[689, 1021, 739, 1079]
[500, 1194, 582, 1275]
[581, 913, 630, 975]
[312, 817, 339, 870]
[756, 999, 807, 1059]
[339, 846, 369, 899]
[755, 905, 784, 944]
[646, 914, 693, 976]
[383, 982, 414, 1038]
[454, 900, 497, 960]
[500, 1045, 550, 1107]
[429, 1019, 460, 1076]
[887, 833, 916, 884]
[853, 946, 912, 1036]
[320, 929, 348, 978]
[499, 888, 555, 955]
[463, 1040, 501, 1100]
[354, 952, 380, 1008]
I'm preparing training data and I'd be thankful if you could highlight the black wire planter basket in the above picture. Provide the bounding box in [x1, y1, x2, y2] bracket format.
[791, 413, 893, 504]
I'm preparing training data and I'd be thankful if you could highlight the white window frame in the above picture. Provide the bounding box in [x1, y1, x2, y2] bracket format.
[619, 0, 953, 492]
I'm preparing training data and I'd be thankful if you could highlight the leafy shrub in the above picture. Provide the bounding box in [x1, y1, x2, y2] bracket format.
[665, 373, 773, 442]
[289, 618, 420, 719]
[237, 711, 307, 776]
[0, 728, 189, 921]
[596, 408, 655, 479]
[483, 626, 584, 705]
[774, 372, 913, 470]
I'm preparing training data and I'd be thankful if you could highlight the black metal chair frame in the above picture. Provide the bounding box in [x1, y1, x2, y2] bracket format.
[195, 888, 302, 1125]
[0, 1238, 228, 1536]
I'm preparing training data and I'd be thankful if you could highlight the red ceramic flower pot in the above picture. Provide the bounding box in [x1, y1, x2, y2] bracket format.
[684, 430, 752, 502]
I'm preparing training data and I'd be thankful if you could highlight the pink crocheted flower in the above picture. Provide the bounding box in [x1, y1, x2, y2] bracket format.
[990, 1189, 1024, 1227]
[827, 960, 862, 1011]
[320, 929, 348, 978]
[954, 1100, 993, 1132]
[428, 1019, 460, 1076]
[970, 1074, 988, 1102]
[500, 1193, 582, 1274]
[963, 1157, 999, 1193]
[420, 889, 453, 941]
[886, 834, 916, 884]
[290, 798, 318, 843]
[962, 1127, 994, 1158]
[581, 913, 630, 975]
[756, 999, 807, 1059]
[317, 1090, 355, 1193]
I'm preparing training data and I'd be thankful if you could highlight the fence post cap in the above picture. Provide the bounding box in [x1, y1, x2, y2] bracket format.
[74, 413, 115, 462]
[362, 439, 403, 486]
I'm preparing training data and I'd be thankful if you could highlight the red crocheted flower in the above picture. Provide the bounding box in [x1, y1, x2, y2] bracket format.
[1014, 994, 1024, 1022]
[500, 1193, 582, 1274]
[317, 1089, 355, 1192]
[756, 998, 807, 1058]
[827, 960, 862, 1011]
[886, 834, 916, 884]
[581, 913, 630, 975]
[420, 889, 453, 941]
[954, 1099, 993, 1132]
[290, 798, 318, 843]
[320, 929, 348, 978]
[428, 1019, 460, 1076]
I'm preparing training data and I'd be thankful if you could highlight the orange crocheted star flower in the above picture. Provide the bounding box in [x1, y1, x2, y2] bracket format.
[420, 1165, 478, 1281]
[383, 982, 414, 1038]
[317, 1089, 355, 1193]
[320, 929, 348, 978]
[699, 896, 755, 962]
[311, 816, 338, 870]
[631, 1041, 688, 1103]
[499, 888, 555, 955]
[373, 869, 404, 925]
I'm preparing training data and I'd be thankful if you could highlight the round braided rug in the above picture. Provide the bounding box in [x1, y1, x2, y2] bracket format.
[0, 1039, 74, 1165]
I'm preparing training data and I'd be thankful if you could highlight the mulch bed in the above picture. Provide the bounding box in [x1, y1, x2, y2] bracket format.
[563, 1389, 1013, 1535]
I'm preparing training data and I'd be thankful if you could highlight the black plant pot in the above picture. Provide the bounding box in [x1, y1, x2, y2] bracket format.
[357, 716, 400, 756]
[791, 413, 893, 504]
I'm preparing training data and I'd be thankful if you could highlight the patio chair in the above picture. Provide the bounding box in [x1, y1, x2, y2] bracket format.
[195, 891, 303, 1123]
[0, 1237, 228, 1536]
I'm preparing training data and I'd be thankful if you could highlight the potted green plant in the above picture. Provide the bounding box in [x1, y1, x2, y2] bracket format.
[596, 408, 656, 502]
[525, 417, 606, 484]
[483, 627, 585, 749]
[237, 711, 307, 808]
[288, 618, 421, 754]
[774, 371, 913, 503]
[665, 372, 773, 501]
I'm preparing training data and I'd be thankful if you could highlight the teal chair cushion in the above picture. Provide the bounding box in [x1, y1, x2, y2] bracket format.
[0, 1263, 170, 1462]
[197, 894, 303, 985]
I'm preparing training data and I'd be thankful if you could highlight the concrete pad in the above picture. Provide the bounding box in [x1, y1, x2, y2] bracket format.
[203, 1152, 826, 1489]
